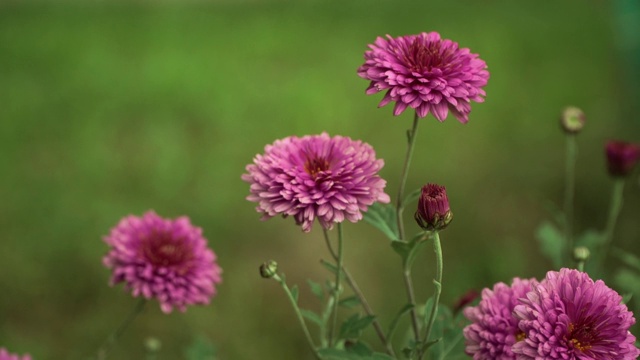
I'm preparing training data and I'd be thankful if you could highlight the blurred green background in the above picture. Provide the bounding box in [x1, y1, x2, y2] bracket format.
[1, 0, 639, 359]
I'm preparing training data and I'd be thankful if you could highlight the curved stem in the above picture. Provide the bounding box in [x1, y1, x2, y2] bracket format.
[329, 224, 344, 347]
[322, 230, 396, 357]
[602, 179, 625, 261]
[564, 134, 577, 265]
[396, 112, 420, 241]
[273, 273, 321, 360]
[420, 232, 443, 360]
[95, 298, 147, 360]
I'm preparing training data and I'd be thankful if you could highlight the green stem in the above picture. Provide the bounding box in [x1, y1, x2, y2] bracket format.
[95, 298, 147, 360]
[396, 112, 420, 241]
[420, 232, 443, 360]
[329, 224, 344, 347]
[403, 266, 421, 345]
[577, 260, 585, 272]
[602, 179, 625, 261]
[322, 230, 396, 357]
[564, 134, 577, 265]
[273, 273, 321, 360]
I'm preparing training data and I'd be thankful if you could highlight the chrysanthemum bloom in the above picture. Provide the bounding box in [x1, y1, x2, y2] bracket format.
[513, 268, 640, 359]
[103, 211, 222, 313]
[414, 183, 452, 231]
[242, 132, 390, 232]
[357, 32, 489, 123]
[463, 278, 538, 360]
[606, 140, 640, 177]
[0, 348, 31, 360]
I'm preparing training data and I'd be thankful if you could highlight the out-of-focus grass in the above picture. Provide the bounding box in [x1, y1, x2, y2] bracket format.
[0, 1, 639, 359]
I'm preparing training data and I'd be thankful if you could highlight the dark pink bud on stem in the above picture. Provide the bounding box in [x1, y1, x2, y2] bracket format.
[606, 140, 640, 177]
[414, 183, 452, 231]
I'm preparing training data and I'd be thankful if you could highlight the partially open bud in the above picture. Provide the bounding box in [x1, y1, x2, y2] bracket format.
[605, 140, 640, 177]
[560, 106, 586, 134]
[573, 246, 590, 263]
[414, 183, 452, 231]
[259, 260, 278, 279]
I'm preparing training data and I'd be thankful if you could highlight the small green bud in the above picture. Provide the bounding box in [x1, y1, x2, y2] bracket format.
[573, 246, 590, 263]
[144, 337, 162, 353]
[259, 260, 278, 279]
[560, 106, 586, 134]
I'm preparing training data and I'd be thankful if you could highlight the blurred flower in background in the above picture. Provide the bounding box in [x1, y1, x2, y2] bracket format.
[0, 348, 31, 360]
[103, 211, 222, 313]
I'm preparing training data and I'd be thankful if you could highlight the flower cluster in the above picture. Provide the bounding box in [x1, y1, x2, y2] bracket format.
[103, 211, 223, 313]
[464, 268, 640, 360]
[242, 132, 390, 232]
[358, 32, 489, 123]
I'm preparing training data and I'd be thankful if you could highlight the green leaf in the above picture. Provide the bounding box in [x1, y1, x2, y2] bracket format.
[535, 221, 565, 268]
[390, 240, 412, 263]
[308, 279, 325, 300]
[614, 269, 640, 297]
[403, 187, 422, 206]
[184, 335, 217, 360]
[386, 303, 414, 341]
[300, 308, 323, 327]
[622, 293, 633, 304]
[317, 348, 360, 360]
[405, 239, 428, 269]
[345, 341, 373, 356]
[320, 260, 344, 279]
[317, 347, 394, 360]
[339, 296, 361, 309]
[612, 248, 640, 272]
[291, 285, 299, 304]
[339, 314, 376, 339]
[424, 305, 469, 360]
[363, 202, 399, 241]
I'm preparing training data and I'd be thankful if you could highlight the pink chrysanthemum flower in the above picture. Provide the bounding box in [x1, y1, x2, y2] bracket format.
[242, 132, 390, 232]
[357, 32, 489, 123]
[103, 211, 222, 313]
[463, 278, 538, 360]
[0, 348, 31, 360]
[513, 268, 640, 359]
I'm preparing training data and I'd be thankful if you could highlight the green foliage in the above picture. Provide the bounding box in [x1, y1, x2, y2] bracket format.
[300, 309, 323, 327]
[386, 304, 414, 342]
[420, 305, 467, 360]
[363, 203, 399, 241]
[535, 221, 565, 268]
[184, 336, 217, 360]
[339, 314, 377, 340]
[318, 342, 394, 360]
[339, 296, 361, 309]
[308, 279, 325, 301]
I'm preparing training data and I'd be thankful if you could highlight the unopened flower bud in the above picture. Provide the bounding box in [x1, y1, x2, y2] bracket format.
[415, 183, 452, 231]
[573, 247, 590, 263]
[145, 337, 162, 353]
[606, 140, 640, 177]
[259, 260, 278, 279]
[560, 107, 586, 134]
